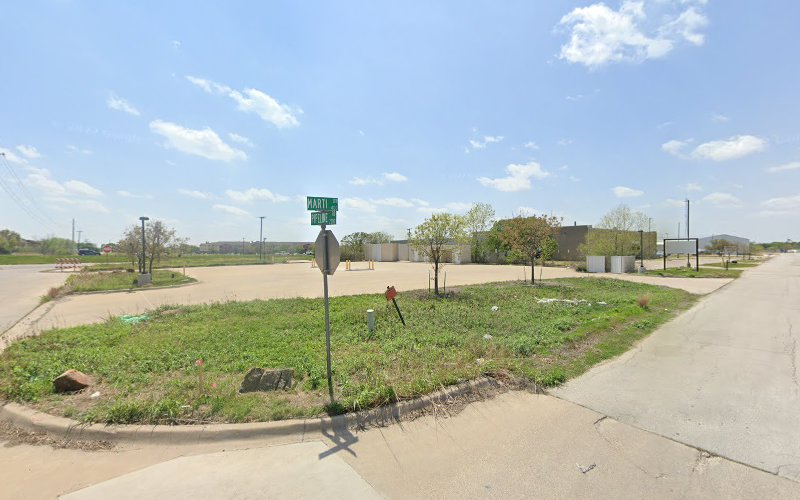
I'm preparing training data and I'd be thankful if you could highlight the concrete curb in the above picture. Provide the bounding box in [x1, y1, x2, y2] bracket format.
[0, 378, 502, 445]
[69, 278, 199, 296]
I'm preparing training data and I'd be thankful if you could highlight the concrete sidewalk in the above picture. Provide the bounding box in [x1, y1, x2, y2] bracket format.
[3, 392, 797, 499]
[555, 253, 800, 481]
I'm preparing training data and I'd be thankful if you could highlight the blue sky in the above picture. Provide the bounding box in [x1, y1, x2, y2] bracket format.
[1, 0, 799, 245]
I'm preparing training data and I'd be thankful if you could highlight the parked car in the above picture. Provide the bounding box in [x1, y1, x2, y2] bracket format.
[78, 249, 101, 256]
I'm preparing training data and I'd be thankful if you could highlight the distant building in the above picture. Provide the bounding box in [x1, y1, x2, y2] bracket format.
[698, 234, 750, 253]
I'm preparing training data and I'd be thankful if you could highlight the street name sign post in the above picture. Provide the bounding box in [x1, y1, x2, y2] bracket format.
[308, 196, 339, 403]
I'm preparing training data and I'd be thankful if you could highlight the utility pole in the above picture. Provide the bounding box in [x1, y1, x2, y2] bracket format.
[72, 219, 75, 247]
[259, 216, 265, 261]
[242, 238, 246, 255]
[76, 230, 83, 253]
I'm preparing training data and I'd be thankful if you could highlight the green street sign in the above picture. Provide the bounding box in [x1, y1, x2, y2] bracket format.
[311, 211, 337, 225]
[307, 196, 338, 212]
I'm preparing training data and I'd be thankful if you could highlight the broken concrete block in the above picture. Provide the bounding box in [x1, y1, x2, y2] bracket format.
[54, 369, 93, 393]
[239, 368, 293, 393]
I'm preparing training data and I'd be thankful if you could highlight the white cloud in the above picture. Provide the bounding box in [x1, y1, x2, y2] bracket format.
[662, 139, 690, 156]
[0, 147, 27, 164]
[228, 133, 254, 147]
[349, 172, 408, 186]
[178, 189, 214, 200]
[477, 161, 550, 192]
[16, 145, 42, 159]
[117, 190, 153, 199]
[523, 141, 539, 150]
[691, 135, 767, 161]
[106, 95, 141, 116]
[372, 198, 415, 208]
[149, 120, 247, 162]
[213, 204, 251, 216]
[171, 40, 181, 49]
[683, 182, 703, 192]
[566, 93, 585, 101]
[469, 135, 504, 150]
[225, 188, 289, 204]
[702, 192, 741, 207]
[67, 145, 93, 155]
[761, 194, 800, 210]
[569, 175, 581, 182]
[661, 6, 708, 46]
[765, 161, 800, 174]
[557, 138, 573, 146]
[383, 172, 407, 183]
[665, 198, 687, 208]
[613, 186, 644, 198]
[45, 197, 109, 213]
[557, 1, 707, 68]
[341, 197, 376, 213]
[185, 76, 300, 128]
[22, 168, 108, 212]
[64, 180, 103, 197]
[712, 114, 730, 123]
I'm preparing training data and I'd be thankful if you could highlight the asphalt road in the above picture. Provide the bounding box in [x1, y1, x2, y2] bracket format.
[555, 253, 800, 481]
[0, 265, 67, 334]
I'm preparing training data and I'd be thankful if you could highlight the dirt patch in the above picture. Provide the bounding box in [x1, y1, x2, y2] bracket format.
[0, 420, 114, 451]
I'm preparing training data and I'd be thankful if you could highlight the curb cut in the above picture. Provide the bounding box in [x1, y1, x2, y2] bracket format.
[0, 378, 502, 445]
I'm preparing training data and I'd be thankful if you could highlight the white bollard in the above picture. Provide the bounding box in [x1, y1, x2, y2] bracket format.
[367, 309, 375, 332]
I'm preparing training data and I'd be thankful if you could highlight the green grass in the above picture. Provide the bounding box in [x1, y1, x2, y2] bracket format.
[65, 269, 195, 293]
[644, 267, 742, 278]
[0, 253, 311, 268]
[0, 278, 696, 425]
[0, 254, 128, 265]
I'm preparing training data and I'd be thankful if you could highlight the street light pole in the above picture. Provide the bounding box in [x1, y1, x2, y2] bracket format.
[76, 230, 83, 254]
[259, 216, 265, 261]
[139, 216, 149, 274]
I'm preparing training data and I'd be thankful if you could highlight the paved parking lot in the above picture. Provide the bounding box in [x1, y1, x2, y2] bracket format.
[1, 261, 733, 348]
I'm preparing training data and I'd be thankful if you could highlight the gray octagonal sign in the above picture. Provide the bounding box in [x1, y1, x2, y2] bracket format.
[314, 229, 340, 275]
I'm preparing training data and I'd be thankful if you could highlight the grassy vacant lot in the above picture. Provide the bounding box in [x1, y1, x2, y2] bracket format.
[0, 278, 696, 425]
[644, 267, 742, 278]
[0, 253, 311, 268]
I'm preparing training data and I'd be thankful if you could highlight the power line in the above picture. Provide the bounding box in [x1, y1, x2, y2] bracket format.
[0, 153, 58, 226]
[0, 153, 59, 233]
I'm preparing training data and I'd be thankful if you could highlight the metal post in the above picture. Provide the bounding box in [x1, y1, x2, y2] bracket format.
[139, 216, 148, 274]
[686, 199, 691, 268]
[663, 239, 666, 270]
[639, 230, 644, 270]
[321, 224, 333, 404]
[695, 238, 699, 271]
[259, 216, 265, 261]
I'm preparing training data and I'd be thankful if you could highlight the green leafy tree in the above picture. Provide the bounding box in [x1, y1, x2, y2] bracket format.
[498, 214, 561, 284]
[368, 231, 393, 244]
[410, 213, 466, 295]
[0, 229, 21, 254]
[464, 202, 496, 263]
[39, 237, 75, 255]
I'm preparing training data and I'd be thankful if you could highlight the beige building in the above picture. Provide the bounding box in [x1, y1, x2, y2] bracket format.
[364, 242, 471, 264]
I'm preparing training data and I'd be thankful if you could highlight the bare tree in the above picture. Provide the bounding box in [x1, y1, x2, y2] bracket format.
[410, 213, 466, 295]
[119, 220, 182, 273]
[464, 202, 496, 263]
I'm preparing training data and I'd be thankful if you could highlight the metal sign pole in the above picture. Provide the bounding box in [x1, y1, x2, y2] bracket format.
[321, 224, 334, 404]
